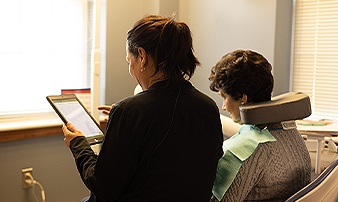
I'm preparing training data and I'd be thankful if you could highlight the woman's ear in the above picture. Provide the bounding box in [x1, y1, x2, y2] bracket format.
[241, 94, 248, 105]
[137, 47, 147, 66]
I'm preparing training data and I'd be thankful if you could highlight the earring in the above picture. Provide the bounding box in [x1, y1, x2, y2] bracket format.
[140, 64, 145, 72]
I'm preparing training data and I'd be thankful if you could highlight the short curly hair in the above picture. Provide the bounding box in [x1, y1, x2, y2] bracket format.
[209, 50, 274, 103]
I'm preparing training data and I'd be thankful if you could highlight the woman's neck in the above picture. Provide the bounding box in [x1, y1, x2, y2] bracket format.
[140, 71, 166, 90]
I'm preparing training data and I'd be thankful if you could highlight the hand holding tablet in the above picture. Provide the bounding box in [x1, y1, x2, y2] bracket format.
[62, 122, 84, 147]
[46, 94, 104, 145]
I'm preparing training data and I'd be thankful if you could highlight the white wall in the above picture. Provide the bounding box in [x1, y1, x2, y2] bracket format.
[273, 0, 293, 95]
[179, 0, 276, 62]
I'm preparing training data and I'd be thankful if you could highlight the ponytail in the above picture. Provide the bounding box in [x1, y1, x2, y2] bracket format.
[127, 15, 200, 85]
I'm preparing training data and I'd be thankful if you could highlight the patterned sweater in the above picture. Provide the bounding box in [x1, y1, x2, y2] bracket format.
[218, 123, 311, 202]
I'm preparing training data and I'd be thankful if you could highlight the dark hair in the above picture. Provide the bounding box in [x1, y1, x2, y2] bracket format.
[126, 15, 200, 85]
[209, 50, 274, 103]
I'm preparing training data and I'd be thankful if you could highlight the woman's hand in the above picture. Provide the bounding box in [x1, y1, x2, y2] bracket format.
[98, 104, 116, 122]
[62, 123, 84, 147]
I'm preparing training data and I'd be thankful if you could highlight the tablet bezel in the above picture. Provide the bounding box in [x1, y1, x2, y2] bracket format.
[46, 94, 104, 145]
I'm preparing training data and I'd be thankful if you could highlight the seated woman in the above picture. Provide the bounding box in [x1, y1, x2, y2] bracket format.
[209, 50, 311, 202]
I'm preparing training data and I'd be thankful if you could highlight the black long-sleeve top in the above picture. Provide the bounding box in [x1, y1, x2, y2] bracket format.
[69, 80, 223, 201]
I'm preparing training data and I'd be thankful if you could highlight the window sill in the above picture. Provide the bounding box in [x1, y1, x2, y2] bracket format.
[0, 113, 106, 143]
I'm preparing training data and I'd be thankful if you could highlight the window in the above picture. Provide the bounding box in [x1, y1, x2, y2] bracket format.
[0, 0, 93, 116]
[292, 0, 338, 121]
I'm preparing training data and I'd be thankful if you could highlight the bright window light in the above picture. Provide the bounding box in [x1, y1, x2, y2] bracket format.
[0, 0, 93, 115]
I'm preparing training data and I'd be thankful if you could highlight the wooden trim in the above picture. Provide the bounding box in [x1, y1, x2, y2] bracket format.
[0, 122, 106, 143]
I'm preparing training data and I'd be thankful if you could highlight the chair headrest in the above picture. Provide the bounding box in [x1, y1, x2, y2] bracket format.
[239, 92, 312, 125]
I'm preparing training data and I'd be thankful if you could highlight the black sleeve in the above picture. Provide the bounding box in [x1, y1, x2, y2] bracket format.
[69, 102, 145, 201]
[69, 136, 98, 190]
[90, 103, 144, 201]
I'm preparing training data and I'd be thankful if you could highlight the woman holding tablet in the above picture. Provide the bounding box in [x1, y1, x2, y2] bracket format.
[62, 15, 223, 201]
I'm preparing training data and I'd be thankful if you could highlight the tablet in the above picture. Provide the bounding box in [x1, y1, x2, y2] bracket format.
[46, 94, 104, 145]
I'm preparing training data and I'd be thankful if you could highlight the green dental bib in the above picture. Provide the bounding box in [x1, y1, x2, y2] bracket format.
[212, 124, 276, 200]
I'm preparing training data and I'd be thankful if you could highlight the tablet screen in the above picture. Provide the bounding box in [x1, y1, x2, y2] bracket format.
[46, 94, 104, 145]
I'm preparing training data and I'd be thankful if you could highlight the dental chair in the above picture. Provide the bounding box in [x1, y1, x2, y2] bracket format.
[239, 91, 311, 125]
[285, 159, 338, 202]
[220, 92, 312, 139]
